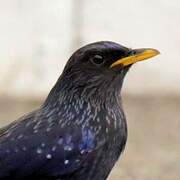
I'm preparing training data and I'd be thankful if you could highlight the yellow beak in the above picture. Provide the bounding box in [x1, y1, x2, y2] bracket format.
[110, 48, 160, 68]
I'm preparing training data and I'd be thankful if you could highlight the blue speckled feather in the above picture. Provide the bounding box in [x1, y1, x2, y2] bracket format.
[0, 108, 107, 179]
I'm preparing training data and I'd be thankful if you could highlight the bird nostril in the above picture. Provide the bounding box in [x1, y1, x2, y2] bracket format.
[129, 50, 136, 56]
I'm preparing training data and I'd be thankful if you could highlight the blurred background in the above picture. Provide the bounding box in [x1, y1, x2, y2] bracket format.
[0, 0, 180, 179]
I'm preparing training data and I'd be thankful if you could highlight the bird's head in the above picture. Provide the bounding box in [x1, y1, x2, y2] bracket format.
[48, 41, 159, 105]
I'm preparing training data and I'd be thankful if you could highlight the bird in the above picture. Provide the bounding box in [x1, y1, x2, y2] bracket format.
[0, 41, 159, 180]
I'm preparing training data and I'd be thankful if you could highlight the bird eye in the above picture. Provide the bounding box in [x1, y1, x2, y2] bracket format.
[91, 55, 104, 66]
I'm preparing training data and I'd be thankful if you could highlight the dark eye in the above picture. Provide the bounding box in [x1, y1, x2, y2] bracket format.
[91, 55, 104, 66]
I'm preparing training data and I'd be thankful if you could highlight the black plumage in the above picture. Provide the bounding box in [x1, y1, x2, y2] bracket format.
[0, 41, 159, 180]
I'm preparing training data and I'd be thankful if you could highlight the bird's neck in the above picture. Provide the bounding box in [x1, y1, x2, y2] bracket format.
[42, 76, 122, 109]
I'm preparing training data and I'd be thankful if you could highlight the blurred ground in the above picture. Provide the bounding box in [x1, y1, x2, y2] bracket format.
[0, 95, 179, 180]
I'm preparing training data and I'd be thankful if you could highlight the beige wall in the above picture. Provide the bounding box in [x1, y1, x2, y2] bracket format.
[0, 0, 180, 97]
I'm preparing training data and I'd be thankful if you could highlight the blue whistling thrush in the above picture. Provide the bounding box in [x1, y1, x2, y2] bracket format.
[0, 41, 159, 180]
